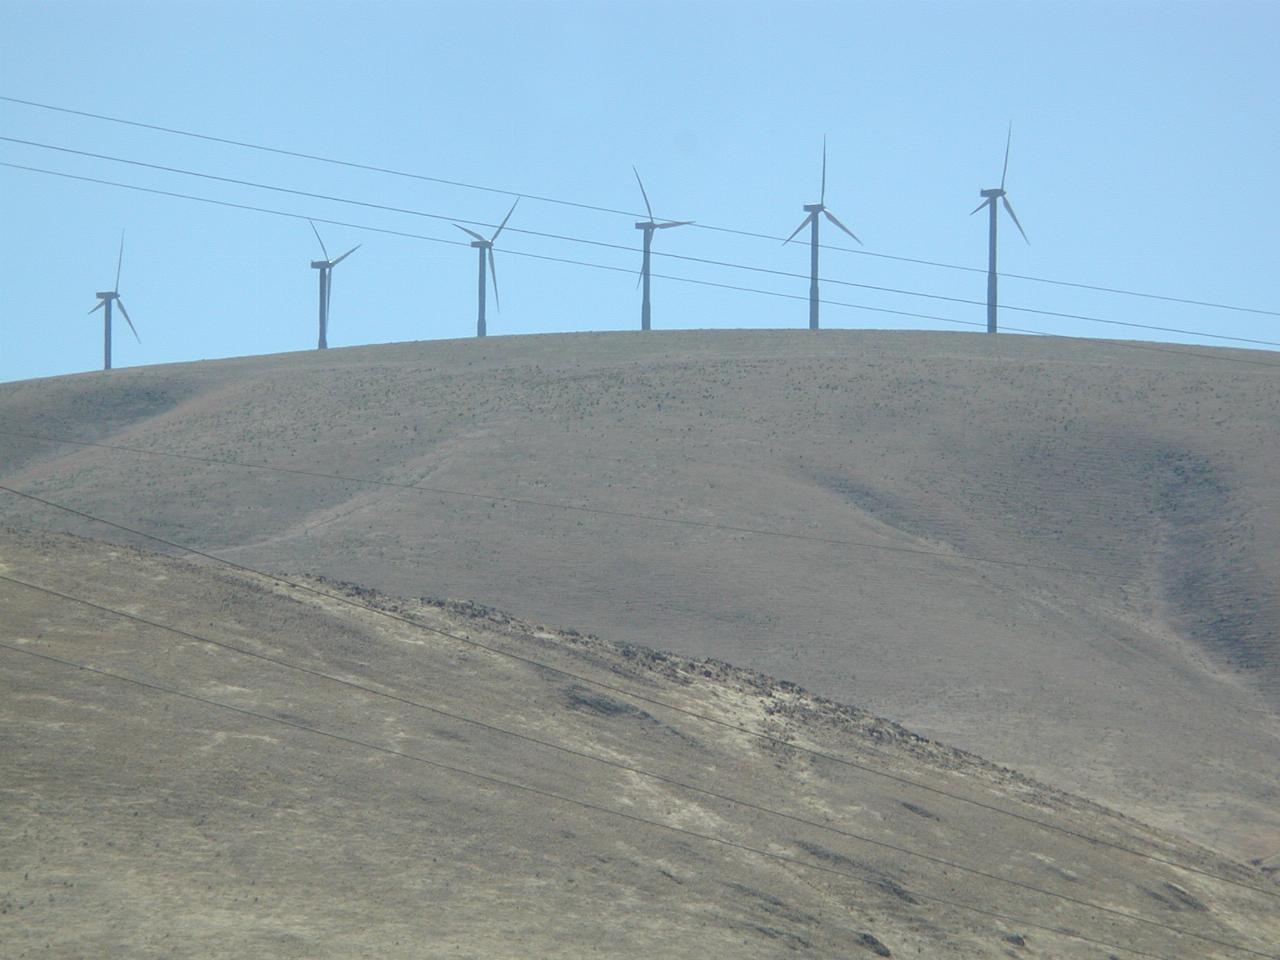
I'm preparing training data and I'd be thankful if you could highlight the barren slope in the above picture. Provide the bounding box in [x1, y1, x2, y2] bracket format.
[2, 530, 1277, 959]
[1, 330, 1277, 861]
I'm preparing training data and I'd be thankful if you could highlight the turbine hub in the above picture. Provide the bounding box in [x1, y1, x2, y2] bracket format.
[470, 240, 491, 249]
[803, 203, 824, 213]
[96, 291, 118, 300]
[635, 221, 657, 230]
[980, 188, 1005, 198]
[310, 260, 329, 269]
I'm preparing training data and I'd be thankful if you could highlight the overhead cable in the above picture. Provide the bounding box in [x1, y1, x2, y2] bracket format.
[3, 160, 1279, 371]
[0, 160, 978, 331]
[3, 157, 1278, 367]
[3, 93, 1278, 320]
[4, 137, 1278, 350]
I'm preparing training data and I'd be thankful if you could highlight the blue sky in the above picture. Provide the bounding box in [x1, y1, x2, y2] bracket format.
[2, 0, 1277, 381]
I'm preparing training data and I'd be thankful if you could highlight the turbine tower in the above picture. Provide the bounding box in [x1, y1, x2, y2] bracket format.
[454, 200, 518, 338]
[309, 221, 360, 350]
[633, 167, 692, 331]
[88, 231, 139, 371]
[784, 137, 861, 330]
[971, 124, 1029, 333]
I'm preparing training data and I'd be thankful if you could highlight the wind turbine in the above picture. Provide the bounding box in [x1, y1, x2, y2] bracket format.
[309, 221, 360, 350]
[633, 167, 692, 331]
[88, 231, 139, 371]
[454, 200, 518, 338]
[784, 137, 861, 330]
[971, 124, 1029, 333]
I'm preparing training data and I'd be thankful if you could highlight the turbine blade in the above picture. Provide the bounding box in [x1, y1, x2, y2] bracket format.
[970, 198, 991, 216]
[1002, 196, 1029, 244]
[454, 223, 486, 243]
[487, 247, 500, 312]
[309, 219, 330, 260]
[636, 255, 644, 290]
[633, 166, 654, 221]
[823, 209, 861, 245]
[115, 229, 125, 291]
[88, 299, 104, 315]
[330, 244, 360, 267]
[783, 213, 814, 245]
[820, 135, 827, 206]
[490, 198, 519, 243]
[1001, 121, 1012, 190]
[116, 299, 141, 342]
[655, 220, 694, 229]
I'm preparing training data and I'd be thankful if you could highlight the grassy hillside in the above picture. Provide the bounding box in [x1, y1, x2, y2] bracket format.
[2, 529, 1276, 959]
[1, 330, 1276, 863]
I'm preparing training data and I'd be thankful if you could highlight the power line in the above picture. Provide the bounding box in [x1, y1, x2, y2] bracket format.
[6, 571, 1266, 955]
[6, 135, 1279, 351]
[4, 162, 1277, 374]
[4, 92, 1279, 321]
[989, 324, 1280, 369]
[0, 96, 649, 218]
[1, 483, 1272, 900]
[0, 160, 982, 334]
[4, 160, 1280, 373]
[3, 640, 1264, 960]
[1, 108, 1272, 922]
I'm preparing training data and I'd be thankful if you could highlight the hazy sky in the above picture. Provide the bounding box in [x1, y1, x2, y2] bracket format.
[2, 0, 1277, 382]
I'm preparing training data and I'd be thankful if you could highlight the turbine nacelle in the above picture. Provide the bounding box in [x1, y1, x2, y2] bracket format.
[785, 139, 862, 330]
[976, 123, 1031, 335]
[89, 288, 137, 339]
[311, 247, 360, 270]
[785, 140, 861, 247]
[786, 202, 860, 246]
[632, 168, 693, 235]
[454, 197, 518, 250]
[971, 123, 1028, 242]
[307, 221, 360, 350]
[630, 168, 691, 330]
[89, 232, 140, 371]
[972, 187, 1028, 244]
[453, 199, 519, 332]
[309, 221, 360, 270]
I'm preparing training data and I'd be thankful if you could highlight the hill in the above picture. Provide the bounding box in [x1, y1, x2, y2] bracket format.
[2, 528, 1277, 958]
[0, 330, 1276, 865]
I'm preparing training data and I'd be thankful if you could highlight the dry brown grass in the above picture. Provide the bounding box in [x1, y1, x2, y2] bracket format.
[1, 329, 1276, 866]
[2, 529, 1277, 958]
